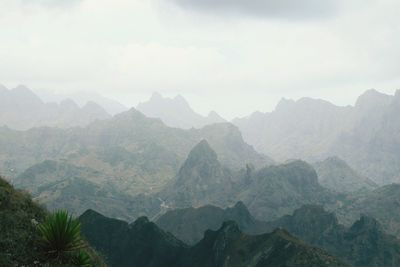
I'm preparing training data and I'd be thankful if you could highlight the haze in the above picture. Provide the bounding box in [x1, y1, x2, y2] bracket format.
[0, 0, 399, 119]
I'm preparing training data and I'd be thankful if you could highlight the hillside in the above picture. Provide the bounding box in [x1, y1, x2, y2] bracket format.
[80, 209, 348, 267]
[336, 184, 400, 238]
[0, 176, 105, 266]
[313, 157, 378, 193]
[238, 160, 338, 221]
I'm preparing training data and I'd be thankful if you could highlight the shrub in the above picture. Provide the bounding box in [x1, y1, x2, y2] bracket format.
[37, 210, 84, 259]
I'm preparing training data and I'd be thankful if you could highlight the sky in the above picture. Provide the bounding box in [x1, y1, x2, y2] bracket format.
[0, 0, 399, 119]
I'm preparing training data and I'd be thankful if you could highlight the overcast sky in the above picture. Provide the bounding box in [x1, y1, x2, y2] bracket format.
[0, 0, 399, 119]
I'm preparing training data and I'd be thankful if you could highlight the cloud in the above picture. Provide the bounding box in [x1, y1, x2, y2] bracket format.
[168, 0, 342, 19]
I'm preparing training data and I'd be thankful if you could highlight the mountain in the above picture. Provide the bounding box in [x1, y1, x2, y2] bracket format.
[0, 176, 105, 266]
[313, 157, 378, 193]
[158, 145, 331, 222]
[0, 84, 111, 130]
[238, 160, 338, 221]
[80, 209, 348, 267]
[265, 205, 400, 267]
[1, 109, 270, 220]
[13, 160, 140, 220]
[160, 140, 236, 209]
[155, 202, 400, 267]
[34, 89, 128, 115]
[233, 89, 400, 184]
[137, 92, 225, 129]
[79, 210, 187, 267]
[156, 201, 268, 244]
[336, 183, 400, 238]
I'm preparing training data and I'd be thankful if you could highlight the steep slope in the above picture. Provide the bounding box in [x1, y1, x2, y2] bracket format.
[80, 209, 348, 267]
[156, 201, 267, 245]
[265, 205, 400, 267]
[160, 140, 236, 209]
[137, 92, 225, 129]
[233, 89, 400, 184]
[239, 160, 338, 221]
[336, 184, 400, 238]
[0, 85, 111, 130]
[79, 210, 188, 267]
[313, 157, 378, 193]
[0, 177, 105, 266]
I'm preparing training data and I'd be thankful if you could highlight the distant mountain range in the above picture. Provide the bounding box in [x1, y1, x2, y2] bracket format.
[5, 109, 272, 220]
[0, 84, 111, 130]
[233, 89, 400, 184]
[80, 209, 348, 267]
[137, 92, 226, 129]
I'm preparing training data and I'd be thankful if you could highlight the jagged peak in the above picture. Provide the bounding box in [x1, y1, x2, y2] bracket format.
[349, 215, 382, 234]
[132, 216, 151, 227]
[184, 140, 218, 164]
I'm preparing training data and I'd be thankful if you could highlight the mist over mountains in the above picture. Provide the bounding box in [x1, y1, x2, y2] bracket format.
[137, 92, 226, 129]
[3, 84, 400, 266]
[0, 84, 111, 130]
[234, 89, 400, 184]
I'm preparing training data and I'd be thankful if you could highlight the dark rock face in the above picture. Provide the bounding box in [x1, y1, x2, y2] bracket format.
[265, 205, 400, 267]
[79, 210, 188, 267]
[80, 209, 348, 267]
[157, 202, 400, 267]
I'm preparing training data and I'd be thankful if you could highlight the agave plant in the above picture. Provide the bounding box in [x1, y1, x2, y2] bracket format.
[37, 210, 84, 257]
[72, 250, 92, 267]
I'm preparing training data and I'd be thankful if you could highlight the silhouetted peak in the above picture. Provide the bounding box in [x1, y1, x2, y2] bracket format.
[355, 89, 392, 110]
[275, 97, 296, 111]
[10, 85, 43, 103]
[349, 215, 382, 234]
[132, 216, 151, 228]
[233, 201, 247, 211]
[184, 140, 218, 164]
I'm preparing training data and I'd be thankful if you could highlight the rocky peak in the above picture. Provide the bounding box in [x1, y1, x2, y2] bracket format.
[181, 140, 219, 170]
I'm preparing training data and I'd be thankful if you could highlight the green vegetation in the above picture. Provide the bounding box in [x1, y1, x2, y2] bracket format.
[38, 210, 87, 264]
[0, 177, 106, 267]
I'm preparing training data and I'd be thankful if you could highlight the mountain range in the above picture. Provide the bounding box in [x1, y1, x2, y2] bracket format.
[4, 109, 271, 220]
[155, 202, 400, 267]
[79, 209, 348, 267]
[233, 89, 400, 184]
[137, 92, 226, 129]
[0, 84, 111, 130]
